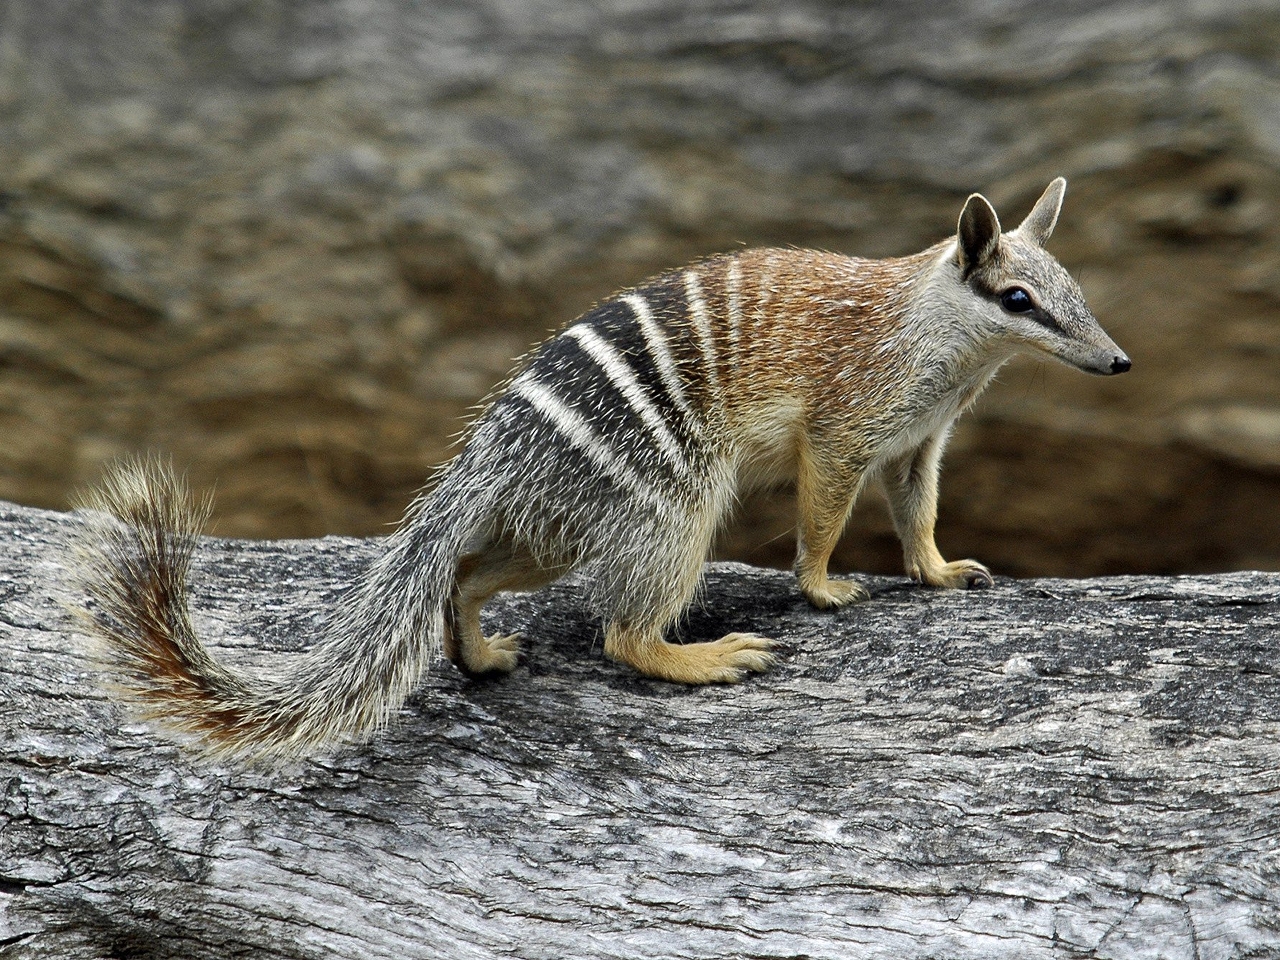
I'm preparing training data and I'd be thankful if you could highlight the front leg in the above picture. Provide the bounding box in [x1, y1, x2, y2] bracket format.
[884, 430, 993, 590]
[794, 440, 869, 609]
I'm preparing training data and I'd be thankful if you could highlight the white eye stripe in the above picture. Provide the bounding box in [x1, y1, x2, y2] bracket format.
[563, 324, 691, 474]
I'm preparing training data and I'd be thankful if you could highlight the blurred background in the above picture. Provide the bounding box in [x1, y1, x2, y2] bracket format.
[1, 0, 1278, 577]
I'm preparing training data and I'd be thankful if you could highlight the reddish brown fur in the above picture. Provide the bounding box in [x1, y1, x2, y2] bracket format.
[69, 181, 1124, 759]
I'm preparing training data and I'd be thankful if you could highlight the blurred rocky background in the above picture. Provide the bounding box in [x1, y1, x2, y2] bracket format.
[2, 0, 1278, 577]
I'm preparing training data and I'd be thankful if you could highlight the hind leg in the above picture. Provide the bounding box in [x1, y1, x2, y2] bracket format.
[599, 500, 776, 684]
[446, 543, 565, 675]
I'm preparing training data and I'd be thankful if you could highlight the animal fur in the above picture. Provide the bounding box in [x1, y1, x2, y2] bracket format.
[70, 177, 1130, 763]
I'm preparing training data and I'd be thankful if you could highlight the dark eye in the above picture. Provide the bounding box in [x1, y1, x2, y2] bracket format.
[1000, 287, 1034, 313]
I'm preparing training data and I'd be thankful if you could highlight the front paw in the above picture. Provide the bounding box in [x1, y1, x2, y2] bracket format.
[918, 559, 993, 590]
[801, 577, 870, 610]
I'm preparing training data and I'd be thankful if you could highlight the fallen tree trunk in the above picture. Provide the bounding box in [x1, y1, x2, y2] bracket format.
[2, 500, 1279, 959]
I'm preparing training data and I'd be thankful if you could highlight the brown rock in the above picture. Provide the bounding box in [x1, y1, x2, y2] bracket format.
[2, 0, 1279, 575]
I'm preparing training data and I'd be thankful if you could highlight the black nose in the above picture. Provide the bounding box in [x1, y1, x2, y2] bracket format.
[1110, 355, 1131, 375]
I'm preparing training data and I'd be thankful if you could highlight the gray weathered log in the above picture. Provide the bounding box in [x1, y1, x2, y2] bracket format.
[2, 499, 1279, 958]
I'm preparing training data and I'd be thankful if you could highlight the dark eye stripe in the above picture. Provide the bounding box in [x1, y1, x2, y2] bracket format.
[969, 276, 1064, 332]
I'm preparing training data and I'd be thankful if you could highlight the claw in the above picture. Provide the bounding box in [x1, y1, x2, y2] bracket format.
[965, 569, 994, 590]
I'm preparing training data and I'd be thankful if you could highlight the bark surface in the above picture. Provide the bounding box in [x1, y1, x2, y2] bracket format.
[2, 501, 1279, 958]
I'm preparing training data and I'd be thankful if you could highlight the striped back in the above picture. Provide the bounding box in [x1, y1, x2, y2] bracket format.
[496, 261, 738, 504]
[479, 247, 929, 507]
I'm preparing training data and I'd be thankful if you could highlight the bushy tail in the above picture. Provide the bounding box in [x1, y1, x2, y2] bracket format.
[69, 458, 472, 765]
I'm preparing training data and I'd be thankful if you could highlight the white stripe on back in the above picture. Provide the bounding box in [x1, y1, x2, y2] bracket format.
[623, 293, 697, 423]
[684, 270, 721, 401]
[509, 377, 661, 506]
[726, 258, 743, 363]
[564, 324, 690, 473]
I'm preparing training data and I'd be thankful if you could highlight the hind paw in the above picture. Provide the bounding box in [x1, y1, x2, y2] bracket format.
[462, 632, 522, 675]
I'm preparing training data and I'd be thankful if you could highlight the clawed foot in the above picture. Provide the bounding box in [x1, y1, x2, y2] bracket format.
[801, 577, 870, 610]
[606, 628, 777, 684]
[705, 632, 777, 682]
[460, 632, 522, 675]
[917, 559, 993, 591]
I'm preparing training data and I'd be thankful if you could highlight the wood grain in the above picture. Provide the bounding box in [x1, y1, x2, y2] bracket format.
[2, 501, 1279, 958]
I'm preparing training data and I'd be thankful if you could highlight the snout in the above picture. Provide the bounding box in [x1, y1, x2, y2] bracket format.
[1070, 348, 1132, 376]
[1074, 341, 1131, 376]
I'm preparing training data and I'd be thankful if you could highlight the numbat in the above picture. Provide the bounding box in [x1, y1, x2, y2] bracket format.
[73, 177, 1129, 762]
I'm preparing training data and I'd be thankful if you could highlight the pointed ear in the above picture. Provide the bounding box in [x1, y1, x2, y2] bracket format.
[1014, 177, 1066, 246]
[957, 193, 1000, 275]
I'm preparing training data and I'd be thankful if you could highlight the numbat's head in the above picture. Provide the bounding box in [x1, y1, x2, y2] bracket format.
[954, 177, 1130, 377]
